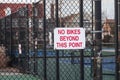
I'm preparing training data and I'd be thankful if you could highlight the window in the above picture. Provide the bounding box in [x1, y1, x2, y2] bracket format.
[12, 19, 18, 27]
[19, 9, 25, 16]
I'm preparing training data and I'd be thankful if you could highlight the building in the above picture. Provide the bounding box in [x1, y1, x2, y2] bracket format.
[0, 3, 44, 54]
[0, 2, 93, 51]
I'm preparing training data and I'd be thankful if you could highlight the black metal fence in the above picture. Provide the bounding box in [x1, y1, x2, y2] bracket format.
[0, 0, 118, 80]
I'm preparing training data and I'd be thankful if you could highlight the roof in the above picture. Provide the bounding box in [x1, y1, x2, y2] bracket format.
[0, 3, 31, 19]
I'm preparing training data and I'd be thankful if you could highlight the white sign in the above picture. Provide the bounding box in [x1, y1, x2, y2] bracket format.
[54, 28, 85, 50]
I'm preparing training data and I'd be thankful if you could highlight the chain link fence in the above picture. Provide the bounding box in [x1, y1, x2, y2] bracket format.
[0, 0, 118, 80]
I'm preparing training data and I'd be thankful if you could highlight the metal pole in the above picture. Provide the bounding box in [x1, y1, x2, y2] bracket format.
[43, 0, 47, 80]
[10, 13, 13, 68]
[10, 14, 12, 58]
[32, 3, 38, 75]
[79, 0, 84, 80]
[94, 0, 102, 80]
[26, 4, 30, 73]
[0, 20, 1, 44]
[115, 0, 119, 80]
[18, 9, 22, 71]
[91, 0, 94, 77]
[56, 0, 60, 80]
[4, 17, 7, 52]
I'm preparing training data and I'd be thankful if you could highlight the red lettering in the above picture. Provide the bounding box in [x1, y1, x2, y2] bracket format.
[58, 29, 65, 34]
[69, 42, 82, 47]
[60, 36, 79, 41]
[57, 42, 67, 48]
[67, 29, 80, 34]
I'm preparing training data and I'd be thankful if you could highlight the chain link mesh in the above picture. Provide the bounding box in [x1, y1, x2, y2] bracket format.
[0, 0, 116, 80]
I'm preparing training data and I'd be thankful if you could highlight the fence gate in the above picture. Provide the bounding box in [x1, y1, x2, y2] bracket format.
[0, 0, 119, 80]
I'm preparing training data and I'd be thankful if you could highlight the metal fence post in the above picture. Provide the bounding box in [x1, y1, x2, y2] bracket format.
[115, 0, 119, 80]
[18, 10, 22, 71]
[94, 0, 102, 80]
[32, 3, 38, 75]
[55, 0, 60, 80]
[4, 17, 7, 52]
[10, 14, 12, 58]
[43, 0, 47, 80]
[91, 0, 95, 77]
[79, 0, 84, 80]
[26, 4, 30, 73]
